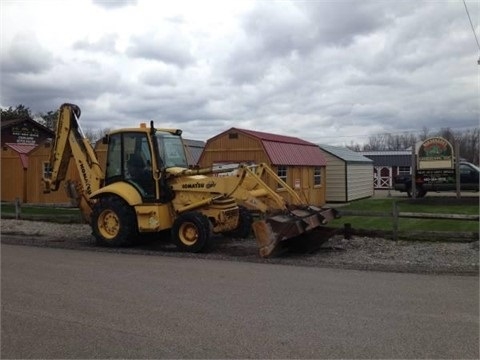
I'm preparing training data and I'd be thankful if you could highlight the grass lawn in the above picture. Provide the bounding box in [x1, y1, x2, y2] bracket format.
[329, 197, 479, 233]
[1, 203, 82, 223]
[1, 197, 478, 235]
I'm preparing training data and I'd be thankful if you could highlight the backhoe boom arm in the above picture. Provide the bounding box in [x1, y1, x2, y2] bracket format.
[43, 103, 104, 219]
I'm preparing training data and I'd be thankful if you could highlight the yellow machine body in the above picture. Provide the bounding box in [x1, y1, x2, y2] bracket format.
[43, 103, 338, 257]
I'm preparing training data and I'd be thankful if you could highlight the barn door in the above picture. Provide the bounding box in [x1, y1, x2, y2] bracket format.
[374, 166, 392, 189]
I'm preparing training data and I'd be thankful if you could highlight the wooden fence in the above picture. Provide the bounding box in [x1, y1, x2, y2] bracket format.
[3, 198, 83, 223]
[3, 199, 479, 242]
[338, 202, 479, 242]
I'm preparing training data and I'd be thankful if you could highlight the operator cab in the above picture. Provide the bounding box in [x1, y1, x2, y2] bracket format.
[104, 128, 188, 201]
[155, 131, 189, 169]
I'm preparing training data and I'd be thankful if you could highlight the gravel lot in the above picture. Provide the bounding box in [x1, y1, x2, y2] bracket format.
[1, 219, 478, 275]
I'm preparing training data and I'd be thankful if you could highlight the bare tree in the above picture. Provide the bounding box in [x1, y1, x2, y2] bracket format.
[83, 128, 111, 144]
[36, 110, 59, 131]
[419, 126, 430, 141]
[364, 133, 388, 151]
[346, 141, 361, 151]
[437, 127, 458, 147]
[456, 128, 479, 164]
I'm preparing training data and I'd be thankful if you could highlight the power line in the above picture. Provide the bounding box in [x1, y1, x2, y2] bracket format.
[462, 0, 480, 64]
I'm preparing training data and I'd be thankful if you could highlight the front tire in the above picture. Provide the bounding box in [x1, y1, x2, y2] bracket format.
[407, 186, 427, 198]
[172, 212, 211, 253]
[223, 206, 253, 238]
[91, 196, 137, 247]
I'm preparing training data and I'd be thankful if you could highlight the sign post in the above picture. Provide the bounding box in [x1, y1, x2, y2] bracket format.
[411, 146, 416, 199]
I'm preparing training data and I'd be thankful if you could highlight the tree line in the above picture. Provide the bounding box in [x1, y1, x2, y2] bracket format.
[1, 104, 107, 143]
[346, 127, 479, 165]
[2, 104, 479, 164]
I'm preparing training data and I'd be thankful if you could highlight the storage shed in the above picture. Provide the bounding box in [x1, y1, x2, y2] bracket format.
[1, 118, 78, 204]
[359, 151, 412, 189]
[25, 141, 78, 205]
[197, 128, 328, 206]
[318, 144, 374, 202]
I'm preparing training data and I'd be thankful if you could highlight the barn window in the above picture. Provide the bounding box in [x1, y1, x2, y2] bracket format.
[277, 166, 287, 188]
[314, 167, 322, 186]
[398, 166, 410, 175]
[43, 162, 53, 179]
[228, 133, 238, 139]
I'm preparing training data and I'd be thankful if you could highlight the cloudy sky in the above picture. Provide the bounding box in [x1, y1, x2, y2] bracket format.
[1, 0, 479, 145]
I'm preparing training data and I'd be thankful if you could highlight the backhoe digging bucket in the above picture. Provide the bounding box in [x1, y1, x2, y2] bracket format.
[252, 206, 339, 258]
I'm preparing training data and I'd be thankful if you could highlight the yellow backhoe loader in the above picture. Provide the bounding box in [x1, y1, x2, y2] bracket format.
[43, 103, 339, 257]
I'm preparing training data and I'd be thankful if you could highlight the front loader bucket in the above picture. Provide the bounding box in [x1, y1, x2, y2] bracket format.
[252, 206, 339, 258]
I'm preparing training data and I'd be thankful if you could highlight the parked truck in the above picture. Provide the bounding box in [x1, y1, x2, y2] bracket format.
[43, 103, 339, 257]
[393, 161, 479, 197]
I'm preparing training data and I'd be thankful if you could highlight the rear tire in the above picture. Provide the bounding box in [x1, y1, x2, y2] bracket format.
[91, 196, 137, 247]
[172, 212, 211, 253]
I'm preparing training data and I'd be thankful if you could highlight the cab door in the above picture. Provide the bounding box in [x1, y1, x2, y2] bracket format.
[104, 132, 156, 200]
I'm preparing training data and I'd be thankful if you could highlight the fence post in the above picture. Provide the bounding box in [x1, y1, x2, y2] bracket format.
[344, 223, 352, 240]
[392, 201, 399, 241]
[15, 197, 21, 220]
[411, 146, 417, 199]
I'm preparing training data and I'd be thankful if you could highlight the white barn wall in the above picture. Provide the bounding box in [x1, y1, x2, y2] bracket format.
[346, 163, 374, 201]
[323, 152, 347, 202]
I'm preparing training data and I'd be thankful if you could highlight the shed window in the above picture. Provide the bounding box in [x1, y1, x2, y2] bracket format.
[43, 162, 52, 179]
[398, 166, 410, 175]
[277, 166, 287, 188]
[314, 167, 322, 186]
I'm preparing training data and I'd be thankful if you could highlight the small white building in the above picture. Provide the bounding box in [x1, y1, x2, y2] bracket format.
[318, 144, 374, 202]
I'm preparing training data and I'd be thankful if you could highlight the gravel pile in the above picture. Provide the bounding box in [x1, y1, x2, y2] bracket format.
[1, 219, 478, 275]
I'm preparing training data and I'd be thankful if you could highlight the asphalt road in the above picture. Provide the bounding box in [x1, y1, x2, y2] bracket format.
[1, 244, 478, 359]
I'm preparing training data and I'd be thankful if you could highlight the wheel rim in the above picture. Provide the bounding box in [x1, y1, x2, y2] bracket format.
[178, 221, 199, 246]
[97, 209, 120, 240]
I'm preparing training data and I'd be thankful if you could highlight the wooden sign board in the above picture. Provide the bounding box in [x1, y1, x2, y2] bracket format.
[417, 137, 454, 170]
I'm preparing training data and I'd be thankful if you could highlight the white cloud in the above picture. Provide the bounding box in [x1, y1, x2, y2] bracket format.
[1, 0, 478, 146]
[126, 31, 195, 67]
[92, 0, 137, 9]
[2, 32, 54, 73]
